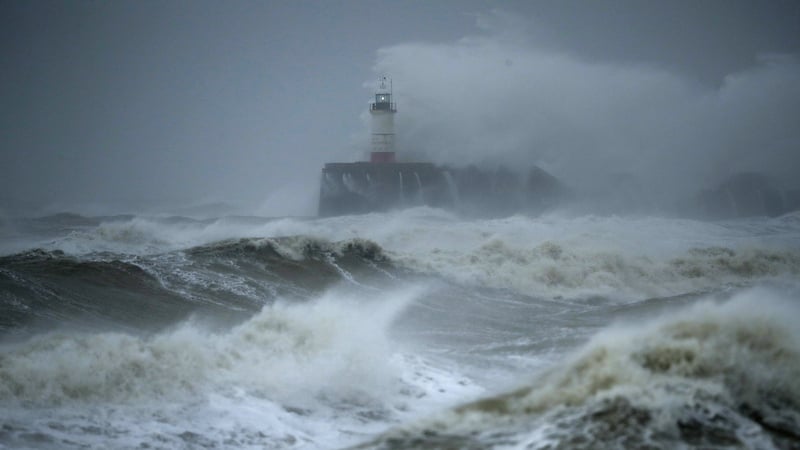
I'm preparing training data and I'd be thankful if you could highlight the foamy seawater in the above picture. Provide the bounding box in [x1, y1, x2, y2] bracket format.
[1, 208, 799, 449]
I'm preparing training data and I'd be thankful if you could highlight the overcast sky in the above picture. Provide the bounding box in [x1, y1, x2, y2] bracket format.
[1, 0, 798, 216]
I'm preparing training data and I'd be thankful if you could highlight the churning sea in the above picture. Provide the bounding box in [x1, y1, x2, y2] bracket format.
[1, 207, 799, 449]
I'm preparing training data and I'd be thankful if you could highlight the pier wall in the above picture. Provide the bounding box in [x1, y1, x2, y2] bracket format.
[318, 162, 569, 217]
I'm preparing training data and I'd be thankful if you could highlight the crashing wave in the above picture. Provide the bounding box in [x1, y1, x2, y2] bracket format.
[0, 288, 484, 449]
[360, 287, 800, 449]
[400, 239, 800, 301]
[186, 236, 387, 263]
[0, 296, 398, 405]
[0, 238, 394, 333]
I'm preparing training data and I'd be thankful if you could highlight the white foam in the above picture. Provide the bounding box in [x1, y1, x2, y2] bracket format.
[25, 209, 800, 300]
[356, 211, 800, 300]
[384, 285, 800, 448]
[0, 285, 483, 449]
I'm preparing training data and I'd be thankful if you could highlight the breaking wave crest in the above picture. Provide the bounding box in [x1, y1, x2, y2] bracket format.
[0, 290, 410, 406]
[0, 237, 393, 332]
[0, 287, 488, 450]
[187, 236, 387, 263]
[0, 285, 485, 449]
[362, 287, 800, 449]
[10, 212, 799, 303]
[403, 239, 800, 300]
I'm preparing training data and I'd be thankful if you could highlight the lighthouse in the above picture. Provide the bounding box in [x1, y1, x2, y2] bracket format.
[319, 75, 452, 216]
[318, 75, 567, 216]
[369, 76, 397, 163]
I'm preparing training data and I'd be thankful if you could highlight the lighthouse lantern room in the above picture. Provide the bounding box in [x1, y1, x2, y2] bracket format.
[369, 76, 397, 163]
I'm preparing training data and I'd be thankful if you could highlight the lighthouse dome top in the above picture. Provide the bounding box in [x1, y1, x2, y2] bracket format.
[371, 76, 396, 112]
[376, 76, 390, 93]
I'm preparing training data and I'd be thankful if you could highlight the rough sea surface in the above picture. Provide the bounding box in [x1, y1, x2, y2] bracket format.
[1, 208, 799, 449]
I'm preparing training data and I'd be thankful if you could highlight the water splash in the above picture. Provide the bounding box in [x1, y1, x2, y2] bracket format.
[443, 171, 460, 207]
[398, 172, 405, 204]
[414, 171, 425, 204]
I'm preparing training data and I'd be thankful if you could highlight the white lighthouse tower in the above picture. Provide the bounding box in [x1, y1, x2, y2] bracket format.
[369, 76, 397, 163]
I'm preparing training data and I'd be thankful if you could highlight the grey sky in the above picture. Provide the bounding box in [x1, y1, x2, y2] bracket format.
[1, 0, 798, 216]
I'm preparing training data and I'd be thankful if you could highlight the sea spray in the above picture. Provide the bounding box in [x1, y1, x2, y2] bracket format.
[0, 285, 481, 449]
[0, 286, 421, 405]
